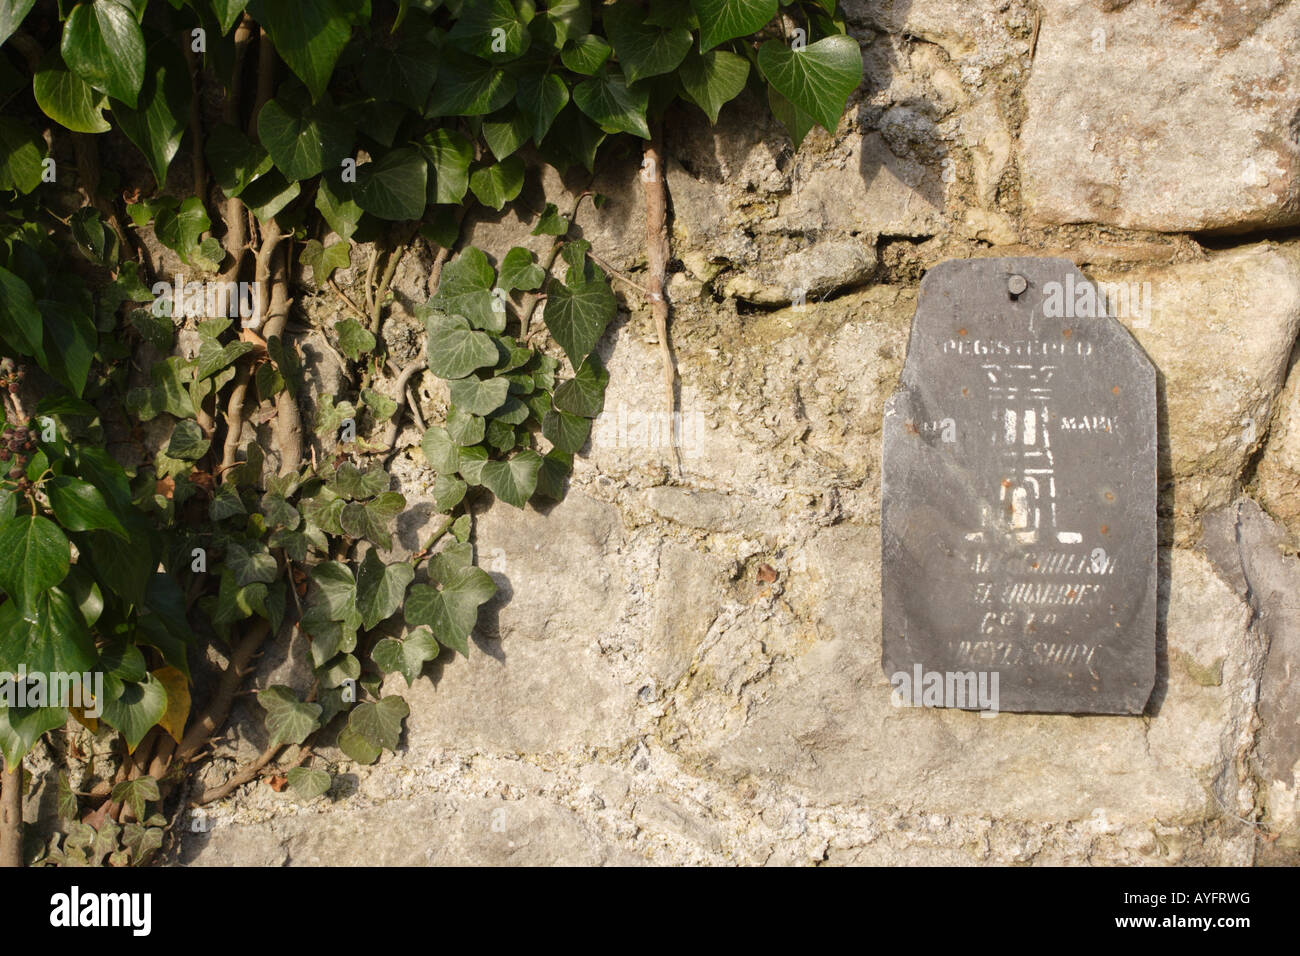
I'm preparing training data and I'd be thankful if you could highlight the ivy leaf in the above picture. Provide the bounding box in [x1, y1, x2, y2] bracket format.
[498, 246, 545, 291]
[100, 673, 168, 753]
[355, 147, 428, 221]
[420, 425, 459, 473]
[431, 473, 467, 512]
[603, 4, 692, 85]
[256, 85, 353, 181]
[543, 272, 616, 367]
[469, 156, 524, 211]
[331, 461, 389, 500]
[166, 419, 210, 460]
[429, 49, 516, 116]
[114, 35, 191, 187]
[573, 70, 650, 138]
[334, 317, 376, 361]
[530, 202, 569, 236]
[301, 239, 351, 286]
[0, 515, 70, 609]
[430, 248, 499, 332]
[757, 34, 862, 134]
[516, 72, 569, 143]
[542, 406, 591, 454]
[61, 0, 146, 108]
[0, 702, 66, 767]
[337, 724, 381, 764]
[561, 34, 611, 75]
[207, 123, 273, 197]
[446, 0, 529, 60]
[154, 197, 211, 260]
[111, 777, 160, 823]
[421, 128, 473, 205]
[371, 626, 440, 686]
[211, 0, 249, 35]
[360, 38, 438, 112]
[0, 118, 46, 194]
[33, 52, 111, 134]
[340, 491, 404, 549]
[766, 83, 815, 150]
[0, 587, 93, 674]
[286, 766, 331, 799]
[225, 541, 278, 587]
[317, 175, 363, 240]
[479, 449, 542, 508]
[449, 375, 510, 416]
[535, 449, 573, 500]
[239, 169, 300, 222]
[423, 310, 499, 379]
[46, 476, 129, 539]
[0, 0, 36, 47]
[361, 387, 397, 422]
[247, 0, 352, 101]
[446, 406, 486, 446]
[553, 353, 609, 417]
[307, 560, 357, 619]
[0, 266, 44, 364]
[693, 0, 778, 51]
[356, 548, 415, 630]
[152, 666, 190, 743]
[405, 561, 496, 656]
[481, 109, 531, 161]
[680, 49, 751, 124]
[258, 685, 323, 748]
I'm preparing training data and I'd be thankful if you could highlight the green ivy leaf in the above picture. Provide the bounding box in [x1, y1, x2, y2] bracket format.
[258, 685, 323, 748]
[530, 202, 569, 236]
[316, 175, 363, 240]
[211, 0, 249, 35]
[692, 0, 777, 51]
[603, 4, 692, 85]
[0, 586, 93, 675]
[256, 85, 353, 181]
[542, 271, 616, 367]
[285, 766, 331, 799]
[423, 309, 499, 380]
[429, 49, 516, 116]
[337, 724, 381, 764]
[110, 776, 159, 823]
[479, 449, 543, 508]
[481, 108, 531, 161]
[248, 0, 352, 101]
[431, 247, 500, 332]
[0, 702, 66, 768]
[360, 38, 438, 112]
[445, 405, 486, 446]
[240, 168, 301, 222]
[154, 196, 211, 260]
[207, 123, 273, 197]
[516, 72, 569, 143]
[340, 491, 404, 549]
[61, 0, 147, 108]
[0, 117, 45, 194]
[448, 375, 510, 416]
[114, 35, 191, 187]
[431, 473, 467, 512]
[421, 425, 459, 473]
[552, 353, 609, 417]
[757, 34, 862, 134]
[405, 559, 496, 656]
[535, 448, 573, 500]
[561, 34, 611, 75]
[0, 266, 45, 365]
[679, 48, 750, 124]
[334, 317, 376, 361]
[166, 419, 210, 460]
[572, 69, 650, 138]
[421, 128, 473, 206]
[542, 406, 591, 454]
[356, 548, 415, 630]
[46, 476, 129, 539]
[499, 246, 545, 291]
[371, 625, 439, 686]
[0, 515, 70, 609]
[225, 541, 278, 587]
[0, 0, 36, 47]
[468, 155, 524, 211]
[301, 239, 351, 286]
[356, 147, 428, 221]
[100, 673, 168, 753]
[32, 51, 111, 134]
[446, 0, 529, 60]
[331, 461, 389, 500]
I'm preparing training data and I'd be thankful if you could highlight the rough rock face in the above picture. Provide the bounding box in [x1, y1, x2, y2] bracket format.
[1020, 0, 1300, 233]
[176, 1, 1300, 865]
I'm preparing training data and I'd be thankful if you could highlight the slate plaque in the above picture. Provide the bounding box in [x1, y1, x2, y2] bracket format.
[881, 258, 1157, 714]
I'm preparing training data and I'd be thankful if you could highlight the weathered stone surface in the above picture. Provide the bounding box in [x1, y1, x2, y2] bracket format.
[1102, 245, 1300, 530]
[1020, 0, 1300, 233]
[882, 257, 1158, 714]
[1255, 352, 1300, 536]
[1199, 498, 1300, 846]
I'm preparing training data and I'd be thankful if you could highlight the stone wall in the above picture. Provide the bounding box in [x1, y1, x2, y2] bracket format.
[178, 0, 1300, 865]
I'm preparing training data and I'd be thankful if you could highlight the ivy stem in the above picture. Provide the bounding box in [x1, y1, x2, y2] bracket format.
[0, 758, 22, 868]
[520, 189, 593, 341]
[410, 513, 458, 567]
[641, 125, 682, 476]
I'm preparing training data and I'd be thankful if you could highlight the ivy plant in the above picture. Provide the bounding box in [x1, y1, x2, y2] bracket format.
[0, 0, 861, 867]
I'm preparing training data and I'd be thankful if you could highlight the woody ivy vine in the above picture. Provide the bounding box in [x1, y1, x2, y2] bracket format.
[0, 0, 860, 866]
